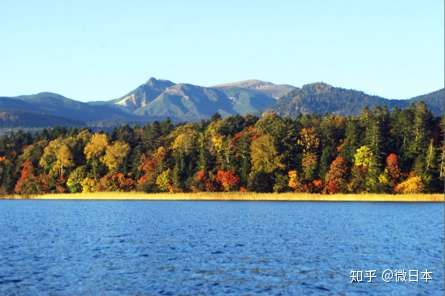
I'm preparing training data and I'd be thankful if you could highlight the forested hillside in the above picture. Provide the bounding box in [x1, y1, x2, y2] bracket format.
[0, 102, 443, 195]
[1, 78, 444, 128]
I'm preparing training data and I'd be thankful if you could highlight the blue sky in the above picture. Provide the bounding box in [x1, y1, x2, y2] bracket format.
[0, 0, 443, 101]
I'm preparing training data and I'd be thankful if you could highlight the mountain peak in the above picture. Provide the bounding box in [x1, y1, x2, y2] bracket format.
[145, 77, 174, 86]
[18, 92, 76, 104]
[301, 82, 333, 94]
[113, 78, 175, 111]
[146, 77, 159, 84]
[35, 91, 64, 96]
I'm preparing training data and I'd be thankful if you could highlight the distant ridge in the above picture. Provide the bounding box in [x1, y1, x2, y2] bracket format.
[408, 88, 445, 116]
[212, 79, 296, 99]
[0, 77, 443, 128]
[275, 82, 404, 116]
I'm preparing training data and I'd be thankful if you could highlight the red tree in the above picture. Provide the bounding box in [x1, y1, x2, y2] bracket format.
[139, 154, 157, 175]
[215, 170, 240, 191]
[325, 156, 349, 194]
[15, 160, 40, 194]
[137, 153, 158, 190]
[191, 170, 207, 192]
[100, 172, 134, 192]
[385, 153, 401, 187]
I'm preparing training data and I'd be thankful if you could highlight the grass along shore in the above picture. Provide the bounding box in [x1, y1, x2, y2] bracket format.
[1, 192, 444, 202]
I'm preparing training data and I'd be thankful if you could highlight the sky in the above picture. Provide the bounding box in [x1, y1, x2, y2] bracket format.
[0, 0, 443, 101]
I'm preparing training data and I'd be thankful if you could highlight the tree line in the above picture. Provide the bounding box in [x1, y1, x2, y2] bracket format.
[0, 102, 443, 195]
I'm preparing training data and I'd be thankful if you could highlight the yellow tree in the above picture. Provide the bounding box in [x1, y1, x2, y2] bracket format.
[205, 120, 232, 169]
[288, 170, 302, 191]
[84, 133, 108, 160]
[39, 138, 74, 177]
[75, 129, 91, 144]
[395, 175, 424, 194]
[84, 133, 109, 177]
[171, 124, 199, 155]
[351, 145, 379, 192]
[170, 124, 199, 190]
[156, 169, 173, 192]
[353, 145, 374, 168]
[102, 141, 130, 172]
[56, 144, 74, 177]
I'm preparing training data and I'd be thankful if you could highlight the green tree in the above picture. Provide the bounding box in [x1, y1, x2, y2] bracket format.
[156, 169, 172, 192]
[66, 166, 87, 193]
[350, 145, 379, 192]
[250, 134, 283, 174]
[341, 118, 362, 163]
[409, 102, 433, 174]
[422, 139, 441, 192]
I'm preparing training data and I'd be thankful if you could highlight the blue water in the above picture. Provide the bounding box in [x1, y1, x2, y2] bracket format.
[0, 201, 443, 295]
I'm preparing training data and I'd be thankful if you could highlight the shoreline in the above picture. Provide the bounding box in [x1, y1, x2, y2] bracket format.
[1, 192, 444, 202]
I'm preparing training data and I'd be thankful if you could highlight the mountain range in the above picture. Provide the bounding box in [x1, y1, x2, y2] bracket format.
[0, 77, 443, 128]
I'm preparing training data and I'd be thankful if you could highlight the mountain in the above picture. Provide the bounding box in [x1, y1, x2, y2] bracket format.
[0, 92, 138, 127]
[274, 82, 444, 117]
[408, 88, 445, 116]
[110, 78, 288, 121]
[0, 110, 83, 128]
[1, 78, 443, 128]
[135, 84, 236, 121]
[213, 79, 296, 99]
[214, 86, 277, 115]
[112, 78, 175, 111]
[114, 78, 442, 121]
[211, 79, 295, 115]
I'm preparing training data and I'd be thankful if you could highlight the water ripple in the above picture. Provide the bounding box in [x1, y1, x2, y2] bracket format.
[0, 201, 443, 295]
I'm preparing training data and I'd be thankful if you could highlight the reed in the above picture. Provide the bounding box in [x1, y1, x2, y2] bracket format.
[2, 192, 444, 202]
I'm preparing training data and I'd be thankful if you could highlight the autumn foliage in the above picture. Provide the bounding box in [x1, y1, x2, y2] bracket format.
[15, 160, 40, 194]
[385, 153, 401, 186]
[1, 103, 443, 195]
[215, 170, 240, 191]
[394, 175, 424, 194]
[325, 156, 349, 194]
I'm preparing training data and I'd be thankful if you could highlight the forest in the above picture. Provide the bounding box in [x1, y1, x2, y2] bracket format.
[0, 101, 443, 195]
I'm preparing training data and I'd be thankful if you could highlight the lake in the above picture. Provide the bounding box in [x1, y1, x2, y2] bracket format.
[0, 201, 443, 295]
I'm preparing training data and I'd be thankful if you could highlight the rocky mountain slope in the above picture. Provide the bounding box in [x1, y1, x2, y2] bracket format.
[0, 78, 443, 128]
